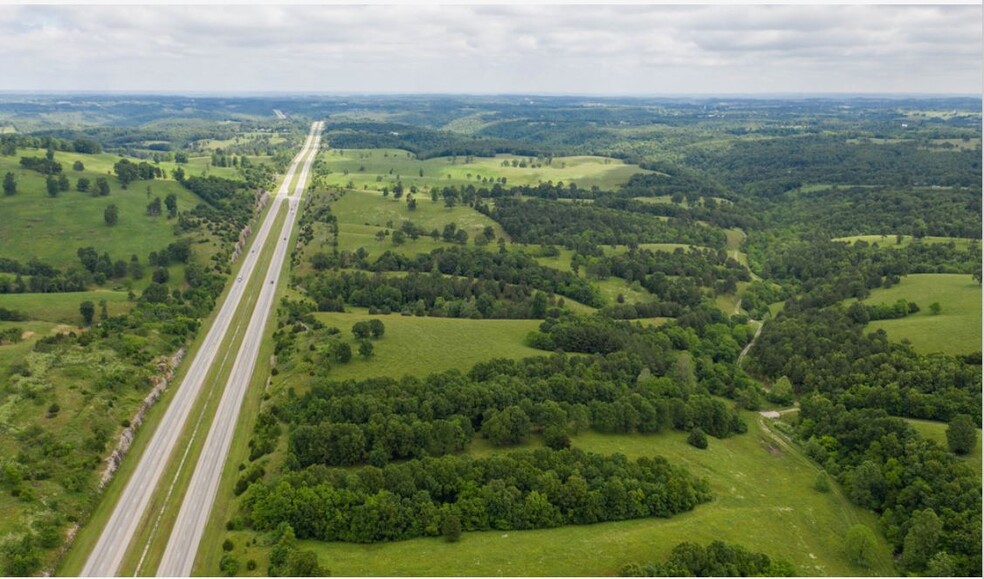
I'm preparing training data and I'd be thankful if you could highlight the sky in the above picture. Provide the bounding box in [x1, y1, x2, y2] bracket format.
[0, 3, 980, 95]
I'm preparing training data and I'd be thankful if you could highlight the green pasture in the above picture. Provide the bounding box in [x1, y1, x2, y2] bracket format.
[318, 148, 647, 191]
[0, 150, 206, 268]
[834, 234, 978, 251]
[0, 290, 133, 325]
[228, 414, 894, 577]
[857, 274, 981, 355]
[329, 188, 506, 259]
[307, 310, 542, 382]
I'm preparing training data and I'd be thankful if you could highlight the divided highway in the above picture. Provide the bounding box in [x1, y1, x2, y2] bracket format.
[81, 121, 324, 577]
[157, 122, 322, 575]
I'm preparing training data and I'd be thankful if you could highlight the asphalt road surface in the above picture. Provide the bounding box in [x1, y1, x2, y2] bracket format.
[81, 121, 323, 577]
[157, 121, 323, 576]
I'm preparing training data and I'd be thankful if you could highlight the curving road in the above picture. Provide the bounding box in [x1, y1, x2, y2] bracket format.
[81, 121, 323, 577]
[157, 121, 322, 576]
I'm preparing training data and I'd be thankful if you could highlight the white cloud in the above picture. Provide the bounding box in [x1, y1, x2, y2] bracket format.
[0, 4, 978, 94]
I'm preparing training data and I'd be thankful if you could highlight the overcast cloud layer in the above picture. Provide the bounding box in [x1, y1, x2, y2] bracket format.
[0, 4, 980, 94]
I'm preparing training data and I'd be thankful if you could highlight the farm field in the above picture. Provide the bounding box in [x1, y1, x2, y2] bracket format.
[307, 310, 542, 382]
[330, 188, 507, 258]
[0, 290, 133, 324]
[834, 234, 978, 251]
[317, 148, 648, 191]
[857, 273, 981, 355]
[226, 415, 893, 577]
[0, 149, 207, 268]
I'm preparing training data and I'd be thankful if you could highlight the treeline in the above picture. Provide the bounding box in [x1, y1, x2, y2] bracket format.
[19, 155, 62, 175]
[602, 246, 751, 304]
[593, 195, 760, 235]
[0, 240, 193, 295]
[746, 237, 980, 311]
[301, 270, 561, 319]
[622, 162, 734, 201]
[362, 246, 604, 308]
[761, 186, 981, 239]
[0, 135, 102, 156]
[486, 198, 726, 249]
[178, 174, 257, 250]
[240, 449, 711, 543]
[113, 158, 162, 188]
[324, 121, 543, 159]
[683, 135, 982, 192]
[619, 541, 796, 577]
[748, 307, 981, 423]
[797, 398, 981, 576]
[276, 353, 747, 469]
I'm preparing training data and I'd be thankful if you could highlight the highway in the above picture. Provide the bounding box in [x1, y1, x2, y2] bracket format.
[81, 121, 323, 577]
[157, 121, 322, 576]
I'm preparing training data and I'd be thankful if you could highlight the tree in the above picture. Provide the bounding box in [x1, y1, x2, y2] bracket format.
[441, 514, 462, 543]
[104, 204, 119, 226]
[768, 376, 794, 405]
[543, 425, 571, 450]
[352, 321, 371, 340]
[368, 319, 385, 339]
[945, 414, 977, 455]
[147, 196, 162, 216]
[358, 340, 374, 359]
[845, 524, 877, 568]
[72, 160, 84, 171]
[164, 193, 178, 218]
[687, 427, 708, 449]
[929, 302, 941, 315]
[76, 177, 90, 192]
[2, 172, 15, 196]
[79, 301, 95, 326]
[95, 177, 110, 196]
[46, 175, 60, 197]
[902, 509, 942, 571]
[926, 551, 958, 576]
[334, 342, 352, 363]
[483, 406, 531, 446]
[58, 173, 70, 191]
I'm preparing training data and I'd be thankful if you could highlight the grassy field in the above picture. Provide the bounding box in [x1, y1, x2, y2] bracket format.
[318, 148, 647, 192]
[0, 149, 207, 268]
[225, 414, 894, 577]
[857, 274, 981, 355]
[0, 290, 133, 325]
[834, 234, 978, 251]
[307, 310, 542, 382]
[905, 418, 982, 476]
[330, 188, 507, 259]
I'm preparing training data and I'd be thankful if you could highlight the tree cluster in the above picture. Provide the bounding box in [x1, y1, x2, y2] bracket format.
[619, 540, 796, 577]
[797, 398, 981, 575]
[241, 448, 711, 543]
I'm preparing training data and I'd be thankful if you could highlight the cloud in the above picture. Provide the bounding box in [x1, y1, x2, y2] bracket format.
[0, 4, 978, 94]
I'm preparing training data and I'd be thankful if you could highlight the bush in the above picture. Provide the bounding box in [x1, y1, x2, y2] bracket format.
[687, 427, 708, 449]
[222, 538, 234, 551]
[814, 472, 830, 493]
[441, 514, 462, 543]
[845, 524, 878, 568]
[543, 425, 571, 450]
[946, 414, 977, 455]
[219, 553, 240, 577]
